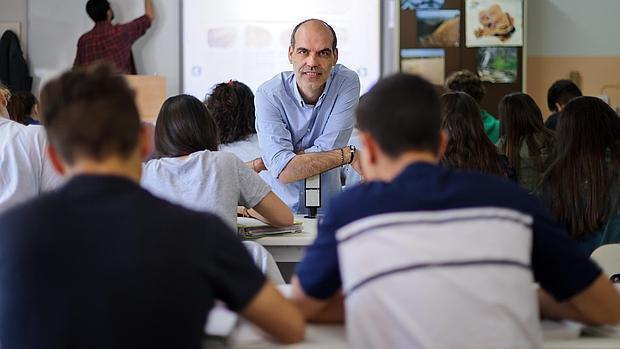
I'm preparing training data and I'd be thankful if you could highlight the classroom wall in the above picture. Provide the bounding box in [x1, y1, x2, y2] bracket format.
[4, 0, 620, 109]
[0, 0, 28, 55]
[526, 0, 620, 114]
[27, 0, 179, 96]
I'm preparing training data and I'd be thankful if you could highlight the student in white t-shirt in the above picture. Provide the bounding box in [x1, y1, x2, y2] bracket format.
[141, 94, 292, 230]
[206, 80, 261, 163]
[0, 84, 64, 213]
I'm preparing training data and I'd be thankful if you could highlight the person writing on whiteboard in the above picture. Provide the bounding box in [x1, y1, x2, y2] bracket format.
[74, 0, 154, 74]
[254, 19, 361, 214]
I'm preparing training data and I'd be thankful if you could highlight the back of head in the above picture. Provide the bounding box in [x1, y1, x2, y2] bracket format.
[556, 96, 620, 158]
[444, 70, 485, 104]
[205, 80, 255, 144]
[7, 91, 37, 125]
[546, 79, 582, 112]
[40, 63, 140, 165]
[356, 73, 440, 156]
[155, 94, 219, 157]
[498, 92, 553, 168]
[440, 91, 507, 176]
[543, 96, 620, 238]
[86, 0, 110, 22]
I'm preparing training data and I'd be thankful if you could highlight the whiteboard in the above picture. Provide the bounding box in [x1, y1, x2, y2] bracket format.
[182, 0, 381, 98]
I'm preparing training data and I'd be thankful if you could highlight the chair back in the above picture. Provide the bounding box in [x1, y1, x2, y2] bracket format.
[591, 243, 620, 278]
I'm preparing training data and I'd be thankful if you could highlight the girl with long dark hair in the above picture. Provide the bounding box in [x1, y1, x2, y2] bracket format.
[539, 96, 620, 254]
[497, 93, 555, 193]
[440, 91, 512, 178]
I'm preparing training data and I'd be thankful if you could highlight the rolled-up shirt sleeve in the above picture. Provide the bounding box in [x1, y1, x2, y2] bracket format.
[255, 87, 296, 178]
[304, 73, 360, 153]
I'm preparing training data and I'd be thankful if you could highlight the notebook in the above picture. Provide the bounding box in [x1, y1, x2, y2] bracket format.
[237, 217, 303, 238]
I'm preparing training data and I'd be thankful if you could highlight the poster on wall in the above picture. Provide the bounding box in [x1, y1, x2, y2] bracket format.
[477, 47, 517, 83]
[416, 10, 460, 47]
[465, 0, 523, 47]
[400, 49, 445, 85]
[401, 0, 445, 10]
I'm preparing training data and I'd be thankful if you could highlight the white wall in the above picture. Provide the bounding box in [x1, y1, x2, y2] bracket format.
[527, 0, 620, 56]
[28, 0, 180, 96]
[0, 0, 28, 55]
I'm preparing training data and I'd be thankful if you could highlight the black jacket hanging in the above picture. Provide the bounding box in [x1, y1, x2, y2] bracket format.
[0, 30, 33, 92]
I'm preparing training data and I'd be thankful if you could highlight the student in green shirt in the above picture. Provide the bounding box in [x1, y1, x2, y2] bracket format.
[445, 70, 500, 144]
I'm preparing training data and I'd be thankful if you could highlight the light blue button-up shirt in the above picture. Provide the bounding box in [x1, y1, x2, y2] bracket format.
[255, 64, 360, 213]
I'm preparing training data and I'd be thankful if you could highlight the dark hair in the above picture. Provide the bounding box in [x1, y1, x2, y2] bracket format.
[39, 63, 140, 165]
[205, 80, 255, 144]
[7, 91, 37, 125]
[546, 79, 582, 112]
[498, 92, 555, 171]
[440, 92, 509, 177]
[155, 94, 219, 158]
[356, 73, 440, 156]
[444, 70, 485, 103]
[541, 96, 620, 239]
[86, 0, 110, 22]
[290, 19, 337, 50]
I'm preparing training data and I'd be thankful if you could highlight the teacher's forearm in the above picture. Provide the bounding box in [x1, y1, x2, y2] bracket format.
[277, 147, 350, 184]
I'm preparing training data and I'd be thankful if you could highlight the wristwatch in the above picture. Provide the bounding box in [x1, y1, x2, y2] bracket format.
[348, 145, 356, 164]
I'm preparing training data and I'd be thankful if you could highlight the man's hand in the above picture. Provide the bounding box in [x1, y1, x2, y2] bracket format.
[246, 157, 266, 173]
[350, 148, 364, 181]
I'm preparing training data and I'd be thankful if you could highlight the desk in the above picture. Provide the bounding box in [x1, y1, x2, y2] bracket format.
[205, 286, 620, 349]
[252, 216, 318, 263]
[206, 321, 620, 349]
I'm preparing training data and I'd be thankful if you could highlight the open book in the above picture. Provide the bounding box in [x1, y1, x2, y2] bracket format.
[237, 217, 303, 238]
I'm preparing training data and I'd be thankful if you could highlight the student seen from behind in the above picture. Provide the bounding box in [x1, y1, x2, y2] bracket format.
[291, 73, 620, 349]
[0, 64, 304, 349]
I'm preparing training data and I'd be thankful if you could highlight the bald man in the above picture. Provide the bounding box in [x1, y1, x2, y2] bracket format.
[254, 19, 361, 214]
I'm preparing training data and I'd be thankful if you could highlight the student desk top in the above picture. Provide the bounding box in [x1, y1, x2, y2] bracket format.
[251, 215, 318, 262]
[205, 286, 620, 349]
[205, 321, 620, 349]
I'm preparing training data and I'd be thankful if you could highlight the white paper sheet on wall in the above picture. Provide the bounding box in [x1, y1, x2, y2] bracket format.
[182, 0, 381, 97]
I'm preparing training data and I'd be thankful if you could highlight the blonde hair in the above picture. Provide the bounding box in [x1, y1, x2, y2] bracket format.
[0, 84, 11, 105]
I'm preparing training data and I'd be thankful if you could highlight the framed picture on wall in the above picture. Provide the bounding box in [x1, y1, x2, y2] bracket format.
[465, 0, 523, 47]
[416, 10, 460, 47]
[477, 47, 517, 83]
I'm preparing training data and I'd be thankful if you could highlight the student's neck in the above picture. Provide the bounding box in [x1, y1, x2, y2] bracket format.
[66, 156, 141, 183]
[374, 152, 439, 182]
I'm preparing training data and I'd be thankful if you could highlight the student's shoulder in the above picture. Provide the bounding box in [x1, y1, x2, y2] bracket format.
[0, 190, 63, 232]
[326, 181, 393, 228]
[454, 169, 542, 214]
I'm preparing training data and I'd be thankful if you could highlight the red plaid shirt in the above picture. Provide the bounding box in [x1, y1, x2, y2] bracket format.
[73, 15, 151, 74]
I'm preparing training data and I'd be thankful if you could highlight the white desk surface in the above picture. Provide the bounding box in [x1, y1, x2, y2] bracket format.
[206, 321, 620, 349]
[249, 216, 318, 262]
[206, 286, 620, 349]
[251, 216, 318, 246]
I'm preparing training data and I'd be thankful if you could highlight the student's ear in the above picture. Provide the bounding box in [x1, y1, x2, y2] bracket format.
[333, 48, 339, 65]
[437, 130, 449, 159]
[47, 145, 66, 176]
[138, 123, 154, 161]
[359, 131, 377, 165]
[555, 102, 563, 112]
